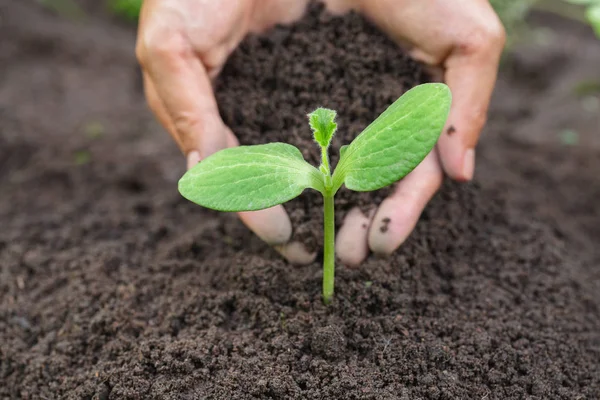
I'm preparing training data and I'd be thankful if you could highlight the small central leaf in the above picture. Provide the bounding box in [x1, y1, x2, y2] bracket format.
[179, 143, 323, 212]
[308, 108, 337, 148]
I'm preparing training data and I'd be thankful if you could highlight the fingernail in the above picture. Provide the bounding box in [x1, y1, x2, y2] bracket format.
[186, 151, 201, 170]
[462, 149, 475, 180]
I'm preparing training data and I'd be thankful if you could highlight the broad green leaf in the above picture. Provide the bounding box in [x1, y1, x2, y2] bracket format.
[179, 143, 323, 212]
[339, 145, 349, 159]
[332, 83, 451, 192]
[308, 108, 337, 148]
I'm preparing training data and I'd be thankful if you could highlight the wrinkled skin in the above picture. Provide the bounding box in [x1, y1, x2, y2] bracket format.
[136, 0, 505, 265]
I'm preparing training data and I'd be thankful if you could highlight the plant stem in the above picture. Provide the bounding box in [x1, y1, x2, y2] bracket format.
[322, 193, 335, 303]
[321, 146, 330, 174]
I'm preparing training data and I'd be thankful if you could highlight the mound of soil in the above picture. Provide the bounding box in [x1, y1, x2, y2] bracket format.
[215, 5, 426, 250]
[1, 2, 599, 399]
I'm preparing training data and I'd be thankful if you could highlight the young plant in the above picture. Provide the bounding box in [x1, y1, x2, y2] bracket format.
[178, 83, 451, 303]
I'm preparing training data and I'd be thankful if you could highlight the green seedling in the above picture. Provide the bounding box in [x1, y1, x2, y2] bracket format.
[178, 83, 451, 303]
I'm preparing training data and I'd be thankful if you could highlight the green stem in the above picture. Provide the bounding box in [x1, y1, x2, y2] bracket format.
[322, 193, 335, 304]
[321, 146, 330, 174]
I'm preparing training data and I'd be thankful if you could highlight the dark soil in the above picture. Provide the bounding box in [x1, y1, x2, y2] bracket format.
[1, 2, 599, 399]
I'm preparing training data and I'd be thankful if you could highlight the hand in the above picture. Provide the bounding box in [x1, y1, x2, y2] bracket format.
[330, 0, 506, 265]
[137, 0, 504, 266]
[136, 0, 316, 264]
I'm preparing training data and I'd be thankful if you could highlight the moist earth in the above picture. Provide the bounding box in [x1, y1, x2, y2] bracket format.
[1, 2, 599, 399]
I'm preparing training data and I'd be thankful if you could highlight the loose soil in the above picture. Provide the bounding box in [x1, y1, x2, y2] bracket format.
[1, 2, 599, 399]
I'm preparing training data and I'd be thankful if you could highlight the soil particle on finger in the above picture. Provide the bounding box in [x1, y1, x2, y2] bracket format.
[379, 217, 391, 233]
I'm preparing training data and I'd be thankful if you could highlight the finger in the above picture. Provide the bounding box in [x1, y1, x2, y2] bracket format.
[239, 207, 316, 265]
[238, 207, 292, 245]
[437, 16, 506, 181]
[369, 151, 443, 255]
[186, 151, 202, 170]
[138, 32, 229, 159]
[146, 73, 234, 168]
[336, 207, 374, 267]
[273, 242, 317, 265]
[143, 73, 183, 149]
[251, 0, 310, 30]
[320, 0, 357, 14]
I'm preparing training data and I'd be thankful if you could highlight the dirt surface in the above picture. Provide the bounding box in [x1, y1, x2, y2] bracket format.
[1, 2, 599, 399]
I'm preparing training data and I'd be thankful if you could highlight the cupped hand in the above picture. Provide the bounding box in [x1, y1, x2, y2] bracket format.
[136, 0, 316, 264]
[137, 0, 505, 267]
[330, 0, 506, 265]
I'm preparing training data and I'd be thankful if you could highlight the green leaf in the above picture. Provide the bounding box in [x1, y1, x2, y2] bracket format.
[308, 108, 337, 148]
[179, 143, 323, 212]
[333, 83, 451, 192]
[339, 145, 349, 159]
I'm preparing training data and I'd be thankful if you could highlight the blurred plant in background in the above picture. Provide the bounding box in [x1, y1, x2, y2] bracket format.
[491, 0, 600, 41]
[100, 0, 599, 40]
[37, 0, 600, 39]
[37, 0, 142, 22]
[108, 0, 143, 22]
[563, 0, 600, 36]
[490, 0, 537, 35]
